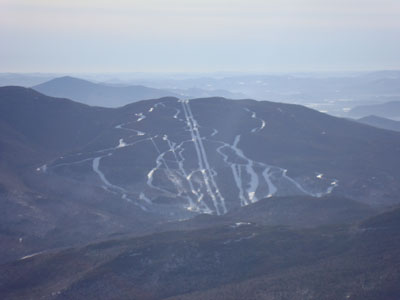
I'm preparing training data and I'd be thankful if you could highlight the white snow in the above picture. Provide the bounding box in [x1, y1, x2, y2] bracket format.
[244, 108, 266, 133]
[135, 113, 146, 122]
[231, 222, 251, 228]
[20, 251, 44, 260]
[181, 99, 226, 215]
[231, 135, 259, 204]
[262, 168, 277, 197]
[36, 164, 47, 172]
[93, 155, 126, 194]
[173, 108, 181, 119]
[117, 139, 127, 148]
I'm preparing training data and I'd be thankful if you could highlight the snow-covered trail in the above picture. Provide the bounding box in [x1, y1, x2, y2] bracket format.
[181, 99, 227, 215]
[244, 108, 266, 133]
[164, 136, 203, 211]
[46, 98, 338, 216]
[213, 137, 278, 206]
[93, 154, 126, 193]
[205, 104, 337, 205]
[46, 101, 168, 211]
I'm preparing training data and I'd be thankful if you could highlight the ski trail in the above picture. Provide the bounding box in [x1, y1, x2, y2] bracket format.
[181, 99, 218, 213]
[93, 155, 126, 193]
[117, 138, 127, 148]
[150, 136, 172, 175]
[232, 135, 259, 203]
[216, 144, 248, 206]
[142, 101, 212, 213]
[50, 97, 338, 216]
[244, 108, 266, 133]
[173, 108, 181, 119]
[262, 167, 277, 197]
[175, 140, 212, 213]
[135, 113, 146, 122]
[139, 192, 152, 204]
[209, 131, 324, 207]
[147, 135, 191, 198]
[185, 100, 227, 214]
[281, 169, 313, 195]
[146, 153, 176, 196]
[115, 123, 146, 136]
[51, 157, 95, 169]
[51, 122, 154, 211]
[214, 136, 259, 206]
[164, 136, 198, 209]
[181, 99, 226, 215]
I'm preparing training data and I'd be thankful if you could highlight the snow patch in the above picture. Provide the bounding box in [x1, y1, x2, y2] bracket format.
[117, 139, 127, 148]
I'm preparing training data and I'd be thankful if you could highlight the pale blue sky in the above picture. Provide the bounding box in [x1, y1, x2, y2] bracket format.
[1, 0, 399, 72]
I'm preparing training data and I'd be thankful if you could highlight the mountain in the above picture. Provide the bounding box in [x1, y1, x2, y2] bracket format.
[2, 87, 400, 299]
[33, 76, 180, 107]
[0, 87, 161, 264]
[166, 87, 247, 99]
[42, 95, 400, 212]
[0, 73, 55, 87]
[1, 207, 399, 300]
[349, 101, 400, 119]
[0, 86, 116, 160]
[357, 115, 400, 132]
[2, 87, 400, 264]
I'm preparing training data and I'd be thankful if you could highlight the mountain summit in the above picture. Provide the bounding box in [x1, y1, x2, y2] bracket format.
[33, 76, 180, 107]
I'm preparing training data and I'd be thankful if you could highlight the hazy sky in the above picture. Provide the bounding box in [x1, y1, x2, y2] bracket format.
[1, 0, 399, 73]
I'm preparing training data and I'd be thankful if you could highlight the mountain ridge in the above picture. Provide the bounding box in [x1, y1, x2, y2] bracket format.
[33, 76, 180, 107]
[1, 86, 400, 265]
[1, 206, 399, 300]
[357, 115, 400, 132]
[349, 101, 400, 120]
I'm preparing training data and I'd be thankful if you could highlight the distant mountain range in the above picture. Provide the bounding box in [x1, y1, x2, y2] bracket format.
[4, 70, 400, 116]
[349, 101, 400, 120]
[357, 115, 400, 132]
[165, 87, 246, 100]
[33, 76, 180, 107]
[94, 70, 400, 116]
[0, 73, 55, 87]
[33, 76, 247, 107]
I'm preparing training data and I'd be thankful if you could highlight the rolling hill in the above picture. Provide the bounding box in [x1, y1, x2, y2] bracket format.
[1, 207, 399, 300]
[33, 76, 180, 107]
[357, 115, 400, 132]
[349, 101, 400, 119]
